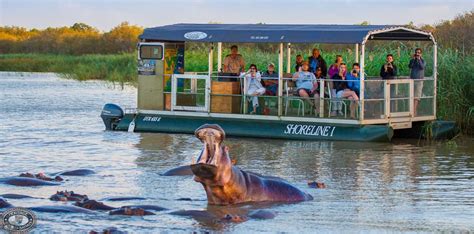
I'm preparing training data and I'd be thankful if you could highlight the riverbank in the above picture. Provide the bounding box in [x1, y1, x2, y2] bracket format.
[0, 52, 472, 134]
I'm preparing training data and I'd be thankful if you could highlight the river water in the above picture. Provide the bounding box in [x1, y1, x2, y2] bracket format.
[0, 73, 473, 233]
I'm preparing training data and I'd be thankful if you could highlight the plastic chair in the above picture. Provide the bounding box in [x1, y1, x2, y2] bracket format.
[284, 80, 305, 116]
[327, 84, 347, 118]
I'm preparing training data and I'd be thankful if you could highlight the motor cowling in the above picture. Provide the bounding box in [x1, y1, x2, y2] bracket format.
[101, 103, 124, 130]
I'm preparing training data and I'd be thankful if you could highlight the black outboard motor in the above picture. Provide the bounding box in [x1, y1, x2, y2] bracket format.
[101, 103, 124, 130]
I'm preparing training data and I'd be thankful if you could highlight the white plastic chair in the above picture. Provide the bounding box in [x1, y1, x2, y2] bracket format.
[327, 84, 347, 118]
[284, 80, 305, 116]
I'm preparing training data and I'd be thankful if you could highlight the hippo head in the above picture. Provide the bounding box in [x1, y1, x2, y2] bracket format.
[192, 124, 232, 186]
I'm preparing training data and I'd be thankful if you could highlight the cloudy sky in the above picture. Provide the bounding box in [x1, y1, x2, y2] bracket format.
[1, 0, 472, 30]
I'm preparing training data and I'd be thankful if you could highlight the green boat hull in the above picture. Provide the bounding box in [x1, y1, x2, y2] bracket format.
[114, 113, 394, 142]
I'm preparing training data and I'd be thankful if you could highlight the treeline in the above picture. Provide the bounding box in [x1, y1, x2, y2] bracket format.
[0, 22, 143, 55]
[0, 10, 472, 55]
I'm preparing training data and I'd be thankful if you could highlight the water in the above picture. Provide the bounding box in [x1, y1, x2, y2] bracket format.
[0, 73, 473, 233]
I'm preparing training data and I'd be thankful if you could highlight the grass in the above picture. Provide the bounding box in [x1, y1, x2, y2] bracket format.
[0, 48, 472, 133]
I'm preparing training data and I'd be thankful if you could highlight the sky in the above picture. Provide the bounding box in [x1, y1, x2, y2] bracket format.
[0, 0, 473, 31]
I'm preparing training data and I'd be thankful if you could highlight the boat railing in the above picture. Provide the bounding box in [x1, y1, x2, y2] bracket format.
[165, 73, 436, 124]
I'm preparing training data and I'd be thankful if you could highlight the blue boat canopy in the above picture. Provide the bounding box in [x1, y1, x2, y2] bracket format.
[139, 24, 434, 44]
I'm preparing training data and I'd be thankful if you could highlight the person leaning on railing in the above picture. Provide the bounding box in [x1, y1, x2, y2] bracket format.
[409, 48, 425, 116]
[241, 64, 266, 114]
[331, 63, 359, 119]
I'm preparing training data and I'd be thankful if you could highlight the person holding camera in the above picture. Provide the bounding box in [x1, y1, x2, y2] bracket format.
[242, 64, 265, 114]
[409, 48, 426, 115]
[346, 63, 361, 97]
[380, 54, 397, 79]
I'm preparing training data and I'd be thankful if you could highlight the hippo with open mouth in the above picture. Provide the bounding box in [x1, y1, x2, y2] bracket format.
[191, 124, 313, 205]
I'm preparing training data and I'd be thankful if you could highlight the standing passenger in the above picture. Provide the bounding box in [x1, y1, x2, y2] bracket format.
[328, 55, 344, 78]
[307, 48, 328, 77]
[295, 55, 304, 72]
[409, 48, 425, 116]
[223, 45, 245, 74]
[380, 54, 397, 79]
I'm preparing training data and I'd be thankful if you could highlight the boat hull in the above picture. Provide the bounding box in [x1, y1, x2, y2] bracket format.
[114, 113, 394, 142]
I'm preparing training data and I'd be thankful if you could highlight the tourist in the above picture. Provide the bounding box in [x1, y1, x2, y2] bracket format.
[380, 54, 397, 79]
[409, 48, 425, 115]
[223, 45, 245, 74]
[242, 64, 265, 114]
[292, 61, 320, 114]
[307, 48, 328, 77]
[295, 54, 304, 72]
[262, 63, 279, 96]
[328, 55, 344, 78]
[346, 63, 361, 96]
[331, 63, 359, 119]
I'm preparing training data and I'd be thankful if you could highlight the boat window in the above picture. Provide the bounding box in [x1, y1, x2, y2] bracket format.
[139, 44, 164, 60]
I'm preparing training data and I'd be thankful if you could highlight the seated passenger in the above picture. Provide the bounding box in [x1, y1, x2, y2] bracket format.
[328, 55, 344, 78]
[380, 54, 397, 79]
[262, 63, 279, 96]
[331, 63, 359, 119]
[242, 64, 265, 114]
[346, 63, 361, 96]
[295, 54, 304, 72]
[223, 45, 245, 74]
[292, 61, 320, 114]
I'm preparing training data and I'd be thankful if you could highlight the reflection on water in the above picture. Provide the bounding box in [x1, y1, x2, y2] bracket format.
[0, 73, 473, 232]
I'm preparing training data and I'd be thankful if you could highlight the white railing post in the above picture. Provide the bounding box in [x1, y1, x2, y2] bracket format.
[278, 43, 284, 117]
[433, 41, 437, 117]
[359, 43, 365, 121]
[355, 43, 359, 62]
[286, 43, 291, 74]
[208, 43, 214, 76]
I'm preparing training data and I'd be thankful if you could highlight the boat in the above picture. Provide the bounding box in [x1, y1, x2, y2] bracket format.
[100, 24, 456, 142]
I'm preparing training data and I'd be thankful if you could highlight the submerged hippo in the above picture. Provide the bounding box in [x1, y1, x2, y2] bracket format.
[0, 198, 13, 209]
[53, 169, 96, 176]
[0, 177, 61, 186]
[191, 124, 313, 205]
[19, 172, 63, 182]
[50, 190, 88, 202]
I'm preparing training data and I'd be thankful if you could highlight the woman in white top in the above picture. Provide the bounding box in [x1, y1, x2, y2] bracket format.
[242, 64, 266, 114]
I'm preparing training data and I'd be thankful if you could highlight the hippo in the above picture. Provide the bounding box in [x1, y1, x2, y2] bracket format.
[19, 172, 63, 182]
[0, 177, 61, 186]
[53, 169, 96, 176]
[191, 124, 313, 205]
[29, 205, 96, 214]
[0, 197, 13, 209]
[0, 194, 36, 199]
[161, 165, 193, 176]
[50, 191, 88, 202]
[75, 199, 115, 211]
[109, 207, 155, 216]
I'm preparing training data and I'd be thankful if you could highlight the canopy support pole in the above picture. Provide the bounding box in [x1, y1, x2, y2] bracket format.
[278, 43, 284, 117]
[217, 42, 222, 72]
[433, 41, 437, 117]
[359, 43, 365, 121]
[208, 43, 214, 76]
[286, 43, 291, 73]
[355, 44, 359, 62]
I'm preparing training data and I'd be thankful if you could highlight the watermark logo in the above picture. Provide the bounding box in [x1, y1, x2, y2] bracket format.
[184, 31, 208, 40]
[1, 207, 37, 233]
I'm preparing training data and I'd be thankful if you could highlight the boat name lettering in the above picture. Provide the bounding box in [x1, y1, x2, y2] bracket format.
[284, 124, 336, 137]
[143, 116, 161, 122]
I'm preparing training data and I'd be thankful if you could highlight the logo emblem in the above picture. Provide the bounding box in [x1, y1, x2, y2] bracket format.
[1, 207, 37, 233]
[184, 31, 208, 40]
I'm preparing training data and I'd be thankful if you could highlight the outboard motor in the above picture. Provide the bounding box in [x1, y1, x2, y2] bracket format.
[101, 103, 124, 130]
